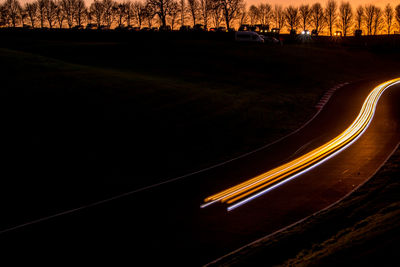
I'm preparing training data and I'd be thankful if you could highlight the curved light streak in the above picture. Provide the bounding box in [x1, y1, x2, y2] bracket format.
[202, 78, 400, 211]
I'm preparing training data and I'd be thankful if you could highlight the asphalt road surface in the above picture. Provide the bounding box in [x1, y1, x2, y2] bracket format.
[2, 78, 400, 266]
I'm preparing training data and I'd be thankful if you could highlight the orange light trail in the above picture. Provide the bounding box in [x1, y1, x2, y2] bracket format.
[201, 78, 400, 211]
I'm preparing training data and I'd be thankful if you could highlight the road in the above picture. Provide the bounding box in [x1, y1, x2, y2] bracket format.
[2, 78, 400, 266]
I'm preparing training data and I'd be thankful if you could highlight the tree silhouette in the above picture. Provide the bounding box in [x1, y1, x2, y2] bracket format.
[25, 2, 37, 27]
[338, 2, 352, 36]
[299, 4, 310, 31]
[310, 3, 325, 34]
[187, 0, 198, 27]
[355, 5, 363, 31]
[384, 4, 393, 34]
[325, 0, 337, 36]
[146, 0, 173, 27]
[396, 5, 400, 33]
[219, 0, 244, 30]
[285, 5, 299, 32]
[272, 4, 285, 29]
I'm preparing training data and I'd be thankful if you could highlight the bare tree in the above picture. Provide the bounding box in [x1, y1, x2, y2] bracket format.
[373, 7, 383, 35]
[74, 0, 86, 27]
[25, 2, 38, 27]
[146, 0, 174, 27]
[168, 0, 179, 29]
[257, 3, 271, 26]
[102, 0, 115, 27]
[3, 0, 21, 27]
[210, 0, 222, 27]
[310, 3, 325, 34]
[355, 5, 363, 30]
[124, 1, 133, 26]
[337, 2, 352, 36]
[364, 5, 375, 35]
[45, 0, 58, 28]
[248, 5, 258, 25]
[199, 0, 211, 28]
[37, 0, 47, 27]
[220, 0, 244, 30]
[384, 4, 394, 34]
[396, 5, 400, 32]
[19, 6, 27, 26]
[238, 3, 247, 26]
[116, 3, 127, 26]
[325, 0, 337, 36]
[54, 0, 64, 28]
[285, 5, 299, 32]
[143, 3, 155, 27]
[90, 0, 103, 27]
[132, 1, 145, 27]
[187, 0, 198, 26]
[178, 0, 185, 26]
[61, 0, 76, 28]
[272, 4, 284, 29]
[299, 4, 311, 31]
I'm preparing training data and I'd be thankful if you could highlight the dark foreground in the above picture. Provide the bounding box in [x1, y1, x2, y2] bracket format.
[1, 32, 400, 265]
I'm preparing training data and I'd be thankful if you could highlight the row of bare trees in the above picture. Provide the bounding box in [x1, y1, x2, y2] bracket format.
[1, 0, 400, 35]
[246, 1, 400, 36]
[0, 0, 246, 29]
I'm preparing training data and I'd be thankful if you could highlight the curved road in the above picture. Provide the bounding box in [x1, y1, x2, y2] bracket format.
[2, 78, 400, 266]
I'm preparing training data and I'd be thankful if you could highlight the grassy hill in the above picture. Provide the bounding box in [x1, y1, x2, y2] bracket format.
[1, 31, 400, 229]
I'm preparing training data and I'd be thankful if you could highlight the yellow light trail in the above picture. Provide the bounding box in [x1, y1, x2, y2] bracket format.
[202, 78, 400, 211]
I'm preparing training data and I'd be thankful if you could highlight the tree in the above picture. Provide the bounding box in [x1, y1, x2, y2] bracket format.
[384, 4, 394, 35]
[299, 4, 311, 31]
[373, 7, 383, 35]
[116, 3, 127, 27]
[238, 3, 246, 26]
[74, 0, 86, 27]
[187, 0, 198, 26]
[168, 0, 179, 29]
[143, 3, 154, 27]
[132, 1, 145, 27]
[310, 3, 325, 34]
[272, 4, 284, 29]
[257, 3, 271, 26]
[210, 0, 222, 27]
[248, 5, 258, 25]
[45, 0, 58, 28]
[146, 0, 174, 27]
[396, 5, 400, 32]
[284, 5, 299, 32]
[123, 1, 133, 26]
[4, 0, 22, 27]
[325, 0, 337, 36]
[55, 0, 64, 28]
[337, 2, 352, 36]
[355, 5, 363, 30]
[178, 0, 185, 26]
[25, 2, 38, 27]
[102, 0, 115, 28]
[364, 5, 375, 35]
[61, 0, 76, 28]
[219, 0, 244, 30]
[199, 0, 211, 28]
[90, 0, 103, 27]
[37, 0, 47, 27]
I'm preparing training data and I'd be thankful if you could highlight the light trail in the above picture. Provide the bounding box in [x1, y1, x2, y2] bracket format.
[201, 78, 400, 211]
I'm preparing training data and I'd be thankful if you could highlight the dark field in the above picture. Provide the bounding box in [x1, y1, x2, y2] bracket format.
[1, 30, 400, 231]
